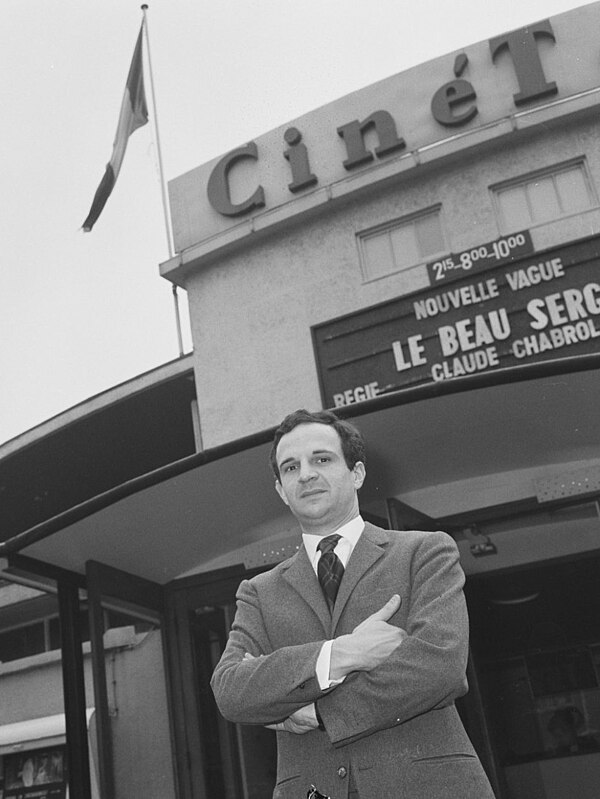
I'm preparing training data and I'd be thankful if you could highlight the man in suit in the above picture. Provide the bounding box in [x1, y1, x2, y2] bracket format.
[211, 409, 496, 798]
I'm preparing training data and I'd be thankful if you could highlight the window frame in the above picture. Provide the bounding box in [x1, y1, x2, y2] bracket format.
[491, 158, 598, 234]
[357, 204, 447, 283]
[0, 607, 149, 664]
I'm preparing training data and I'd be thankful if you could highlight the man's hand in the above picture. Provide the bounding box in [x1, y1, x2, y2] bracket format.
[264, 704, 319, 734]
[329, 594, 406, 680]
[242, 653, 319, 734]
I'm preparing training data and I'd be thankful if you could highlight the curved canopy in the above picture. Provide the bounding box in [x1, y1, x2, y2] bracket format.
[2, 358, 600, 585]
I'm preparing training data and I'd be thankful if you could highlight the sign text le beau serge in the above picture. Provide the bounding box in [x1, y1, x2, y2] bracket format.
[206, 20, 565, 217]
[313, 235, 600, 408]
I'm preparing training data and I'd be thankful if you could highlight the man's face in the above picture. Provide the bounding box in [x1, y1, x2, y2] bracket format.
[274, 422, 365, 533]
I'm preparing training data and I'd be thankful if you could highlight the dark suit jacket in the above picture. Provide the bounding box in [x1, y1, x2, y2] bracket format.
[211, 524, 496, 798]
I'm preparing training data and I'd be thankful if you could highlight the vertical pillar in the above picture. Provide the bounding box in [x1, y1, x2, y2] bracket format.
[57, 580, 92, 799]
[87, 566, 117, 799]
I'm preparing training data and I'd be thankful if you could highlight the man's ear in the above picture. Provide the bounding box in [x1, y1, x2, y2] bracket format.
[275, 480, 290, 507]
[352, 461, 366, 490]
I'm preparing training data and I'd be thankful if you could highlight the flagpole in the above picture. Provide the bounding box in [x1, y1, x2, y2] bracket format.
[141, 4, 185, 357]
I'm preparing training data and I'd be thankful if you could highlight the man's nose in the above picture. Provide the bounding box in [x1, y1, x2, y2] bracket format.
[298, 461, 317, 481]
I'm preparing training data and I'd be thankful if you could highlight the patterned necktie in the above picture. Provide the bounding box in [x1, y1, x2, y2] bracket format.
[317, 534, 344, 609]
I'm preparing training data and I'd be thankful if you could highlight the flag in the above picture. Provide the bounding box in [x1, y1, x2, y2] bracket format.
[82, 23, 148, 232]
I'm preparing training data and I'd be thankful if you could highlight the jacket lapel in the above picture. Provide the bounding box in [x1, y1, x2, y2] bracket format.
[282, 547, 331, 634]
[280, 524, 391, 635]
[331, 523, 389, 632]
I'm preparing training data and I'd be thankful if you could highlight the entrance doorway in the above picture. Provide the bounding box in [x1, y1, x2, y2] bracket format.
[192, 606, 277, 798]
[164, 560, 498, 799]
[164, 547, 600, 799]
[164, 566, 277, 799]
[466, 552, 600, 799]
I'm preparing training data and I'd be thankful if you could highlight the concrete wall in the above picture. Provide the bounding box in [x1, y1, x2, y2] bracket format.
[110, 630, 176, 799]
[0, 628, 176, 799]
[0, 650, 93, 725]
[185, 113, 600, 448]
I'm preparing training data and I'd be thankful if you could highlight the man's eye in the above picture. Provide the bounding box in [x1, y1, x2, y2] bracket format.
[283, 464, 297, 473]
[316, 457, 330, 463]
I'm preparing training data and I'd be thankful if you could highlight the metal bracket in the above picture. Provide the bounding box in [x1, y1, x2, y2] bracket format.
[463, 524, 497, 557]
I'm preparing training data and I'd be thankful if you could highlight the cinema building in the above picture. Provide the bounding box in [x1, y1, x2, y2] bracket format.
[3, 4, 600, 798]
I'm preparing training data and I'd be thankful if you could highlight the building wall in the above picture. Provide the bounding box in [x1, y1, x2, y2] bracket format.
[110, 630, 176, 799]
[0, 625, 175, 799]
[0, 650, 93, 725]
[186, 112, 600, 448]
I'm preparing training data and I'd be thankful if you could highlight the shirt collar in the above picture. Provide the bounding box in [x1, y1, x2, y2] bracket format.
[302, 515, 365, 562]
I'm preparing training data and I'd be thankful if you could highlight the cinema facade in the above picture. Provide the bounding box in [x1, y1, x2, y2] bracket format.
[3, 4, 600, 798]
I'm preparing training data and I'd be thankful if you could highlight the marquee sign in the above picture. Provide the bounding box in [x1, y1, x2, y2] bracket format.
[426, 231, 533, 286]
[312, 235, 600, 408]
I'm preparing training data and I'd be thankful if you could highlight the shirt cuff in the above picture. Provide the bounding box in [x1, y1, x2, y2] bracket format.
[316, 640, 346, 690]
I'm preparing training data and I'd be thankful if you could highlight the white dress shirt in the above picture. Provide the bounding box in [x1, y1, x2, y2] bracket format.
[302, 515, 365, 689]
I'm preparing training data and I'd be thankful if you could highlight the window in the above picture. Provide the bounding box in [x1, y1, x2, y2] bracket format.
[359, 207, 446, 281]
[0, 622, 45, 663]
[0, 609, 150, 664]
[2, 746, 67, 796]
[493, 161, 596, 233]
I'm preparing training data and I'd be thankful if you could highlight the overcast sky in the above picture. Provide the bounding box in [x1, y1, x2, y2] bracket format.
[0, 0, 591, 445]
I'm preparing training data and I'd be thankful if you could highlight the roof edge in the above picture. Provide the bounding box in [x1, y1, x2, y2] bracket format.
[2, 353, 600, 558]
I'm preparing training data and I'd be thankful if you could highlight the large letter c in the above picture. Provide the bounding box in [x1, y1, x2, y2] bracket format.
[207, 142, 265, 217]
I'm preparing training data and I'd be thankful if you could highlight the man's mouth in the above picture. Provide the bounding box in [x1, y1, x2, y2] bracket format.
[300, 488, 326, 498]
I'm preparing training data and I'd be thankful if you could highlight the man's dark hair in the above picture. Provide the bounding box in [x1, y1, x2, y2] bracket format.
[269, 409, 366, 480]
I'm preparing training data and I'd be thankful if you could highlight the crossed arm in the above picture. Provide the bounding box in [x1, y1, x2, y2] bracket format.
[211, 534, 469, 746]
[244, 594, 405, 733]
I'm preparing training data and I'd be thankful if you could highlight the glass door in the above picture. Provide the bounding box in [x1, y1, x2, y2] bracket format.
[164, 567, 277, 799]
[86, 561, 176, 799]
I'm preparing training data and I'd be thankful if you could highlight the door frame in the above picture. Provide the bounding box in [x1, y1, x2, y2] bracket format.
[85, 559, 166, 799]
[163, 564, 267, 799]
